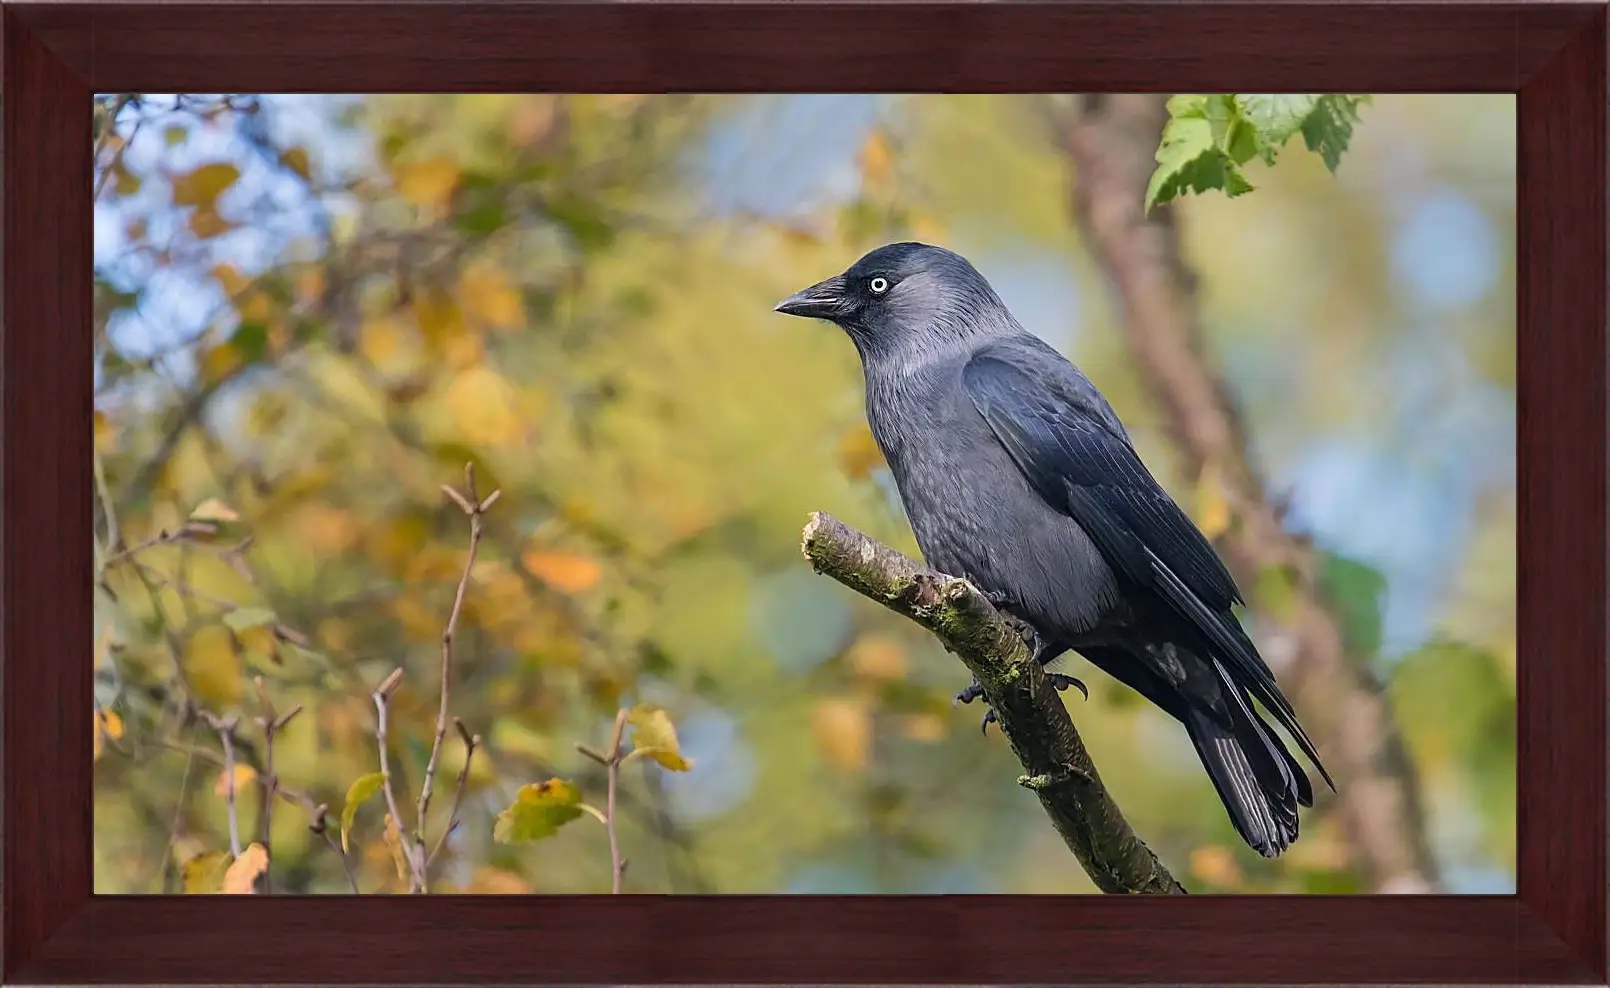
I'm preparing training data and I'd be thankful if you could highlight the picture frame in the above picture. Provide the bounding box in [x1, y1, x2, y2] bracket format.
[6, 2, 1603, 983]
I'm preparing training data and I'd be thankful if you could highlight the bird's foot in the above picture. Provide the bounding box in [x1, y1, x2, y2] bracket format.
[953, 680, 985, 707]
[1047, 672, 1089, 701]
[967, 672, 1089, 735]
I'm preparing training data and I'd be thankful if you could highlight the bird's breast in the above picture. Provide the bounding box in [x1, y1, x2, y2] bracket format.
[862, 375, 1120, 635]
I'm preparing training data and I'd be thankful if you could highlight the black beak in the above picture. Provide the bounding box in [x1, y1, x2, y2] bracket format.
[774, 275, 850, 321]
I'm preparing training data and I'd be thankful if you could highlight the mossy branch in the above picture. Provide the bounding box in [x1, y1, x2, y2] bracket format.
[800, 511, 1185, 895]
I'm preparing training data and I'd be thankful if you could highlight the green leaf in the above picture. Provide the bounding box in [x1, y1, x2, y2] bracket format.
[1316, 552, 1387, 657]
[340, 772, 386, 852]
[1147, 93, 1371, 209]
[1145, 95, 1256, 212]
[456, 200, 508, 237]
[493, 778, 585, 843]
[1233, 95, 1318, 162]
[1301, 94, 1371, 172]
[230, 321, 270, 364]
[223, 607, 276, 632]
[627, 704, 694, 772]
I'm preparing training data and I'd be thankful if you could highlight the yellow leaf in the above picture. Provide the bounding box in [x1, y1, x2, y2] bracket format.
[898, 713, 946, 743]
[199, 342, 244, 384]
[291, 503, 358, 555]
[213, 763, 257, 797]
[211, 263, 249, 296]
[627, 705, 693, 772]
[184, 624, 243, 708]
[521, 550, 601, 595]
[340, 772, 386, 852]
[465, 867, 530, 894]
[381, 814, 409, 880]
[1189, 844, 1244, 888]
[93, 711, 119, 765]
[509, 98, 556, 146]
[221, 842, 268, 894]
[837, 423, 886, 480]
[394, 156, 460, 211]
[93, 410, 117, 454]
[189, 206, 234, 240]
[443, 366, 521, 446]
[493, 778, 584, 843]
[443, 333, 486, 371]
[181, 850, 232, 893]
[358, 315, 424, 377]
[391, 595, 443, 644]
[113, 163, 141, 196]
[190, 497, 239, 523]
[847, 635, 907, 682]
[280, 147, 312, 180]
[294, 266, 325, 305]
[1195, 462, 1232, 539]
[413, 290, 467, 349]
[235, 623, 277, 664]
[859, 129, 894, 187]
[811, 697, 871, 772]
[172, 162, 241, 208]
[458, 262, 525, 332]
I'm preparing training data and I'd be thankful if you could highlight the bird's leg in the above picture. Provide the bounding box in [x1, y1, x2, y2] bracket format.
[953, 680, 985, 706]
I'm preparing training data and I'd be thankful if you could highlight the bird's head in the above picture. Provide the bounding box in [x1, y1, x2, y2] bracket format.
[774, 242, 1012, 361]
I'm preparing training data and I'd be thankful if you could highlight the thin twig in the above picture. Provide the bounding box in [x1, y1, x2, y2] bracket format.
[606, 708, 630, 894]
[100, 521, 219, 570]
[93, 447, 122, 561]
[371, 667, 424, 892]
[305, 802, 363, 894]
[416, 464, 497, 881]
[252, 677, 301, 894]
[153, 745, 198, 892]
[203, 713, 243, 858]
[93, 94, 140, 203]
[426, 720, 480, 867]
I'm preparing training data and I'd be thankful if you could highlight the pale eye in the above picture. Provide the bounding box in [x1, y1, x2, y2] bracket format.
[869, 277, 889, 294]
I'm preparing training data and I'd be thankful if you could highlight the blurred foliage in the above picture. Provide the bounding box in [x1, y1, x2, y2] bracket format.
[92, 93, 1515, 895]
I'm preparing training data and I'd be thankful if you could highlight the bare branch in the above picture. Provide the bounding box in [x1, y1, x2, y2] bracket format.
[416, 464, 498, 885]
[605, 707, 630, 894]
[202, 712, 244, 859]
[800, 512, 1184, 895]
[304, 801, 362, 894]
[252, 678, 301, 894]
[426, 720, 480, 868]
[371, 668, 425, 892]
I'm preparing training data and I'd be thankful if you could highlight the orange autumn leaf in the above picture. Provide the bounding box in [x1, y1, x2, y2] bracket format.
[221, 842, 269, 894]
[521, 550, 602, 595]
[214, 763, 258, 797]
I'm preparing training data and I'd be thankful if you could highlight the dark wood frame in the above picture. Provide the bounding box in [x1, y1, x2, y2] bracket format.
[4, 2, 1603, 984]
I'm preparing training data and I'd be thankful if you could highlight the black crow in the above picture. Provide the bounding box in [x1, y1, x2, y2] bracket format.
[777, 242, 1334, 857]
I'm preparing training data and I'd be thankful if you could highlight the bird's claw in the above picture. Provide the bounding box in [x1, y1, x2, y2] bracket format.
[980, 707, 998, 735]
[1048, 673, 1089, 701]
[953, 681, 985, 707]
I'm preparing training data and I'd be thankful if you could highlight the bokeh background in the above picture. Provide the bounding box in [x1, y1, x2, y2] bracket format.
[92, 94, 1515, 895]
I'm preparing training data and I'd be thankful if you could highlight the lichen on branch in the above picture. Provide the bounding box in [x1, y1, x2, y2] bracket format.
[800, 511, 1184, 895]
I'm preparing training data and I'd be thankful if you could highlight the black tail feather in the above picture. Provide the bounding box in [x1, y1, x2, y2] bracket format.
[1183, 662, 1308, 857]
